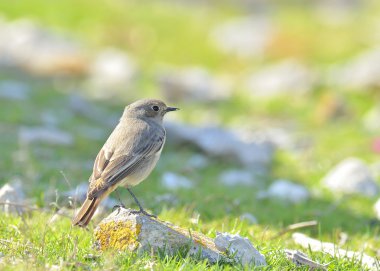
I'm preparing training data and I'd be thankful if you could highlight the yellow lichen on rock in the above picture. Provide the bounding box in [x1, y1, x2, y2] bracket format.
[94, 220, 141, 251]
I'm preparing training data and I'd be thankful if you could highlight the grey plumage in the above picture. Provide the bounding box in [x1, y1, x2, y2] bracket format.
[72, 99, 178, 227]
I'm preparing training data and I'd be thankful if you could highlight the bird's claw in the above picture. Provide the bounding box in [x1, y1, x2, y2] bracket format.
[112, 204, 125, 213]
[130, 208, 157, 218]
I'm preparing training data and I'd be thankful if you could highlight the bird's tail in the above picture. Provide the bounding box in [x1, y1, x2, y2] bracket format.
[72, 196, 103, 227]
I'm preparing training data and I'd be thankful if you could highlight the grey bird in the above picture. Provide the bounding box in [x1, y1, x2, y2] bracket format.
[72, 99, 179, 227]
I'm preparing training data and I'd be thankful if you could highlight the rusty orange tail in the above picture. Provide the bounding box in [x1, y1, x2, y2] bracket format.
[72, 197, 102, 227]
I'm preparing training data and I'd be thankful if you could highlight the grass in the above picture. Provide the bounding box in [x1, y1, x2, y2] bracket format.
[0, 0, 380, 270]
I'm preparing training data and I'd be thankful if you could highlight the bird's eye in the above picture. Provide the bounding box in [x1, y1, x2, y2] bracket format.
[152, 105, 160, 111]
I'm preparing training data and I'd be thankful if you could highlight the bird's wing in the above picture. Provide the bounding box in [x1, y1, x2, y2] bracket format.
[87, 126, 165, 199]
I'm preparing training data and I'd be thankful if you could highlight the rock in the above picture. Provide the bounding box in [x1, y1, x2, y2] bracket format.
[86, 48, 137, 97]
[161, 172, 193, 190]
[259, 179, 309, 204]
[329, 48, 380, 90]
[94, 208, 225, 263]
[165, 122, 273, 171]
[322, 157, 379, 197]
[68, 94, 118, 126]
[292, 232, 379, 271]
[0, 80, 30, 100]
[363, 105, 380, 132]
[157, 67, 231, 103]
[314, 0, 359, 26]
[186, 154, 209, 170]
[0, 182, 25, 214]
[284, 249, 328, 270]
[241, 127, 296, 151]
[245, 59, 315, 98]
[374, 198, 380, 220]
[240, 213, 258, 224]
[19, 126, 74, 145]
[0, 18, 86, 75]
[219, 169, 257, 186]
[94, 208, 266, 267]
[214, 232, 266, 266]
[210, 16, 273, 58]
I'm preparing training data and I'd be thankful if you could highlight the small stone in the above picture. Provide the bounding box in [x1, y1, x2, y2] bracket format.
[186, 154, 209, 170]
[210, 16, 273, 58]
[214, 232, 266, 266]
[292, 232, 379, 271]
[0, 80, 30, 100]
[86, 48, 137, 97]
[260, 179, 309, 204]
[246, 59, 315, 98]
[161, 172, 193, 190]
[0, 18, 86, 75]
[240, 213, 258, 224]
[165, 122, 273, 171]
[158, 67, 231, 102]
[0, 181, 25, 214]
[220, 170, 256, 186]
[322, 157, 379, 197]
[68, 93, 118, 126]
[329, 48, 380, 90]
[19, 126, 74, 145]
[284, 249, 327, 270]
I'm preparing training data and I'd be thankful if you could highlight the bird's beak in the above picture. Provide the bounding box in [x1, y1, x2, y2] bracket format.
[165, 107, 180, 112]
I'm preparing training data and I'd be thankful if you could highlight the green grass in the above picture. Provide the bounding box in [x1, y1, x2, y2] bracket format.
[0, 0, 380, 270]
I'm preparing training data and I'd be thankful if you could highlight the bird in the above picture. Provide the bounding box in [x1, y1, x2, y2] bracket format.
[72, 99, 179, 227]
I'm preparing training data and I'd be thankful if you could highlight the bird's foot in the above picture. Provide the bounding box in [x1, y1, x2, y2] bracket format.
[130, 208, 157, 218]
[112, 204, 125, 214]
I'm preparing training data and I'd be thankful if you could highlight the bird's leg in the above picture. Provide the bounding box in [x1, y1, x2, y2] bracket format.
[112, 189, 126, 213]
[127, 188, 156, 218]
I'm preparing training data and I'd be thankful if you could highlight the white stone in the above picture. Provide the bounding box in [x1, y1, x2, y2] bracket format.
[210, 16, 273, 58]
[19, 126, 74, 145]
[158, 67, 231, 102]
[293, 233, 379, 271]
[186, 154, 209, 170]
[284, 249, 328, 270]
[0, 80, 29, 100]
[161, 172, 193, 190]
[263, 179, 309, 203]
[0, 18, 85, 75]
[322, 157, 379, 197]
[220, 170, 256, 186]
[165, 122, 273, 171]
[374, 198, 380, 220]
[0, 182, 25, 214]
[214, 232, 267, 266]
[240, 213, 258, 224]
[68, 94, 118, 126]
[246, 59, 315, 98]
[86, 48, 136, 95]
[329, 48, 380, 89]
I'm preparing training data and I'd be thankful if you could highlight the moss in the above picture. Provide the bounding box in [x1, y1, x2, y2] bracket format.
[94, 221, 141, 251]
